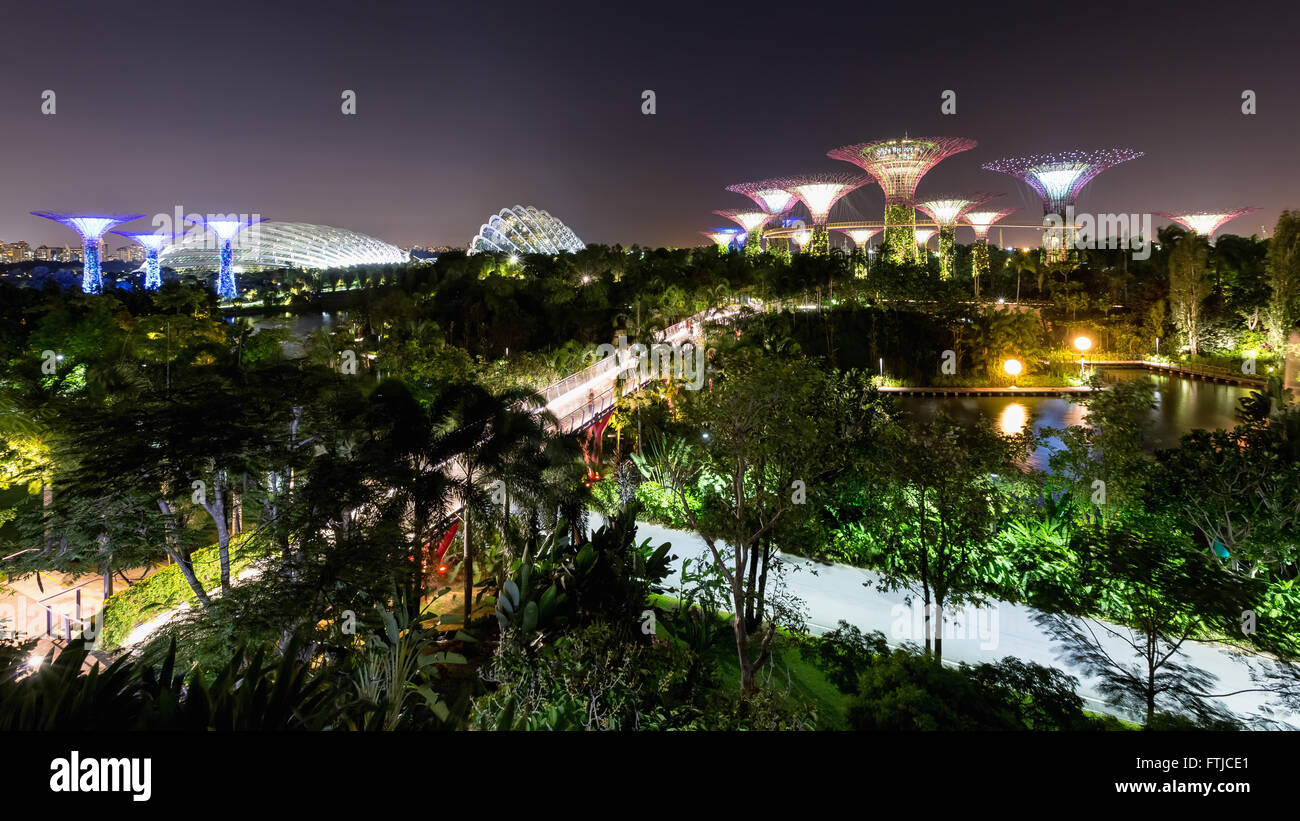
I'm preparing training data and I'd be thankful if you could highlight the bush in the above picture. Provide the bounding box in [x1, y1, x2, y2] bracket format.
[847, 650, 1095, 731]
[99, 536, 256, 650]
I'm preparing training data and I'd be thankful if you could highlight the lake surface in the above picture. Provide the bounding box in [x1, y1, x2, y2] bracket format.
[897, 370, 1254, 471]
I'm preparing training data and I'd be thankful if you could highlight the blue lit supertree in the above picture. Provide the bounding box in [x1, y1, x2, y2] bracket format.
[187, 214, 265, 299]
[31, 211, 144, 294]
[982, 149, 1143, 262]
[112, 231, 172, 291]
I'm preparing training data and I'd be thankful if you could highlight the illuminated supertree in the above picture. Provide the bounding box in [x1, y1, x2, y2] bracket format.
[917, 193, 998, 280]
[31, 211, 144, 294]
[962, 208, 1020, 296]
[1154, 209, 1259, 243]
[840, 227, 883, 277]
[714, 209, 774, 257]
[725, 179, 798, 217]
[113, 230, 172, 291]
[187, 214, 265, 299]
[828, 136, 977, 263]
[914, 228, 938, 257]
[982, 149, 1143, 263]
[701, 229, 741, 251]
[840, 227, 883, 249]
[770, 172, 871, 256]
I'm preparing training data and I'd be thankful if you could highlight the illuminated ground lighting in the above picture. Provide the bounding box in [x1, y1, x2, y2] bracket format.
[714, 208, 775, 255]
[186, 214, 266, 300]
[113, 231, 171, 291]
[1154, 208, 1259, 242]
[828, 136, 977, 263]
[468, 205, 585, 255]
[1074, 336, 1092, 353]
[918, 193, 998, 280]
[963, 208, 1019, 294]
[31, 211, 144, 294]
[1003, 358, 1023, 387]
[982, 149, 1143, 262]
[725, 179, 798, 217]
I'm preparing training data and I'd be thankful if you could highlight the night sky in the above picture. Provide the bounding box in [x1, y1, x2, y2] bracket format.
[3, 0, 1299, 250]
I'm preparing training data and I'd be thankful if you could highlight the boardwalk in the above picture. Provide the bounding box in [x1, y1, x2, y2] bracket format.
[880, 386, 1093, 398]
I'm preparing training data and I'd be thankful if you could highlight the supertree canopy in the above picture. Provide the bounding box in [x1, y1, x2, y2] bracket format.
[714, 209, 774, 256]
[771, 172, 871, 256]
[1155, 208, 1259, 241]
[828, 137, 977, 263]
[187, 214, 266, 300]
[962, 208, 1020, 296]
[725, 180, 798, 217]
[31, 211, 144, 294]
[917, 193, 998, 280]
[840, 227, 883, 248]
[982, 148, 1143, 262]
[702, 228, 742, 251]
[914, 228, 938, 251]
[113, 230, 172, 291]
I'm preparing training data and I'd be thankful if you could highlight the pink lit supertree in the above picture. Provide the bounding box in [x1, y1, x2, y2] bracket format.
[828, 136, 977, 263]
[917, 193, 998, 280]
[982, 148, 1143, 262]
[1154, 209, 1259, 243]
[713, 208, 775, 257]
[768, 171, 872, 255]
[962, 207, 1020, 296]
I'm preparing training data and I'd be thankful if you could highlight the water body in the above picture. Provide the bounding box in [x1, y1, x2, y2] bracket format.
[897, 370, 1254, 471]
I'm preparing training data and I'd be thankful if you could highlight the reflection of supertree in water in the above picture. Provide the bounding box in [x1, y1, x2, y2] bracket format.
[1154, 209, 1258, 243]
[983, 149, 1142, 263]
[769, 172, 872, 257]
[962, 208, 1019, 297]
[917, 193, 998, 280]
[828, 137, 977, 263]
[31, 211, 144, 294]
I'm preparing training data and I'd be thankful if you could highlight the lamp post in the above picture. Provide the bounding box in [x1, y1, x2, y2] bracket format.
[1003, 358, 1023, 388]
[1074, 335, 1092, 379]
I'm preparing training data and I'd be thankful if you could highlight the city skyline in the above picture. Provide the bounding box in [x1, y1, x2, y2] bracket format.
[1, 1, 1297, 251]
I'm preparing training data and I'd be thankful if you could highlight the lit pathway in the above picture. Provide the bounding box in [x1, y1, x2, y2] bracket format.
[595, 514, 1299, 728]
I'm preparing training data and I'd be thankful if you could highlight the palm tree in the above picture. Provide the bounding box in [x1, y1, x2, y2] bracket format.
[429, 384, 556, 622]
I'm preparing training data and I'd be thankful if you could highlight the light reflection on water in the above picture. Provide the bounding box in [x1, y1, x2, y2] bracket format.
[898, 370, 1253, 472]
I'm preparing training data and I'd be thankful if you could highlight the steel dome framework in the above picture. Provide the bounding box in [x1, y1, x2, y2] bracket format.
[160, 221, 408, 273]
[468, 205, 585, 256]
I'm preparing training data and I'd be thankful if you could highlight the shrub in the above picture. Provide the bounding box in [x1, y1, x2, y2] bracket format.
[99, 536, 256, 650]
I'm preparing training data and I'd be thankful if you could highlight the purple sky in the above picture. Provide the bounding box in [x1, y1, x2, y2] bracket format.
[3, 0, 1298, 251]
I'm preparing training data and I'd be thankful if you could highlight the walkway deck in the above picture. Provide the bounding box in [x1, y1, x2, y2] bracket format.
[880, 386, 1093, 397]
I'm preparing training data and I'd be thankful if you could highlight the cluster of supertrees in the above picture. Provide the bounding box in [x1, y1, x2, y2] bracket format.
[28, 211, 264, 299]
[707, 136, 1259, 285]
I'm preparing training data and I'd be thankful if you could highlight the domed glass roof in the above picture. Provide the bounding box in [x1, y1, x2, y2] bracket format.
[468, 205, 585, 255]
[159, 221, 407, 271]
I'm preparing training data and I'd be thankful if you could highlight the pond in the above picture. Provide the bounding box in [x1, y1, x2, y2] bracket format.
[897, 370, 1254, 471]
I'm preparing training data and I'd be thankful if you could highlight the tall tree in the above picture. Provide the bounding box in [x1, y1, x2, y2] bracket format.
[1263, 210, 1300, 352]
[1168, 234, 1211, 356]
[872, 415, 1022, 664]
